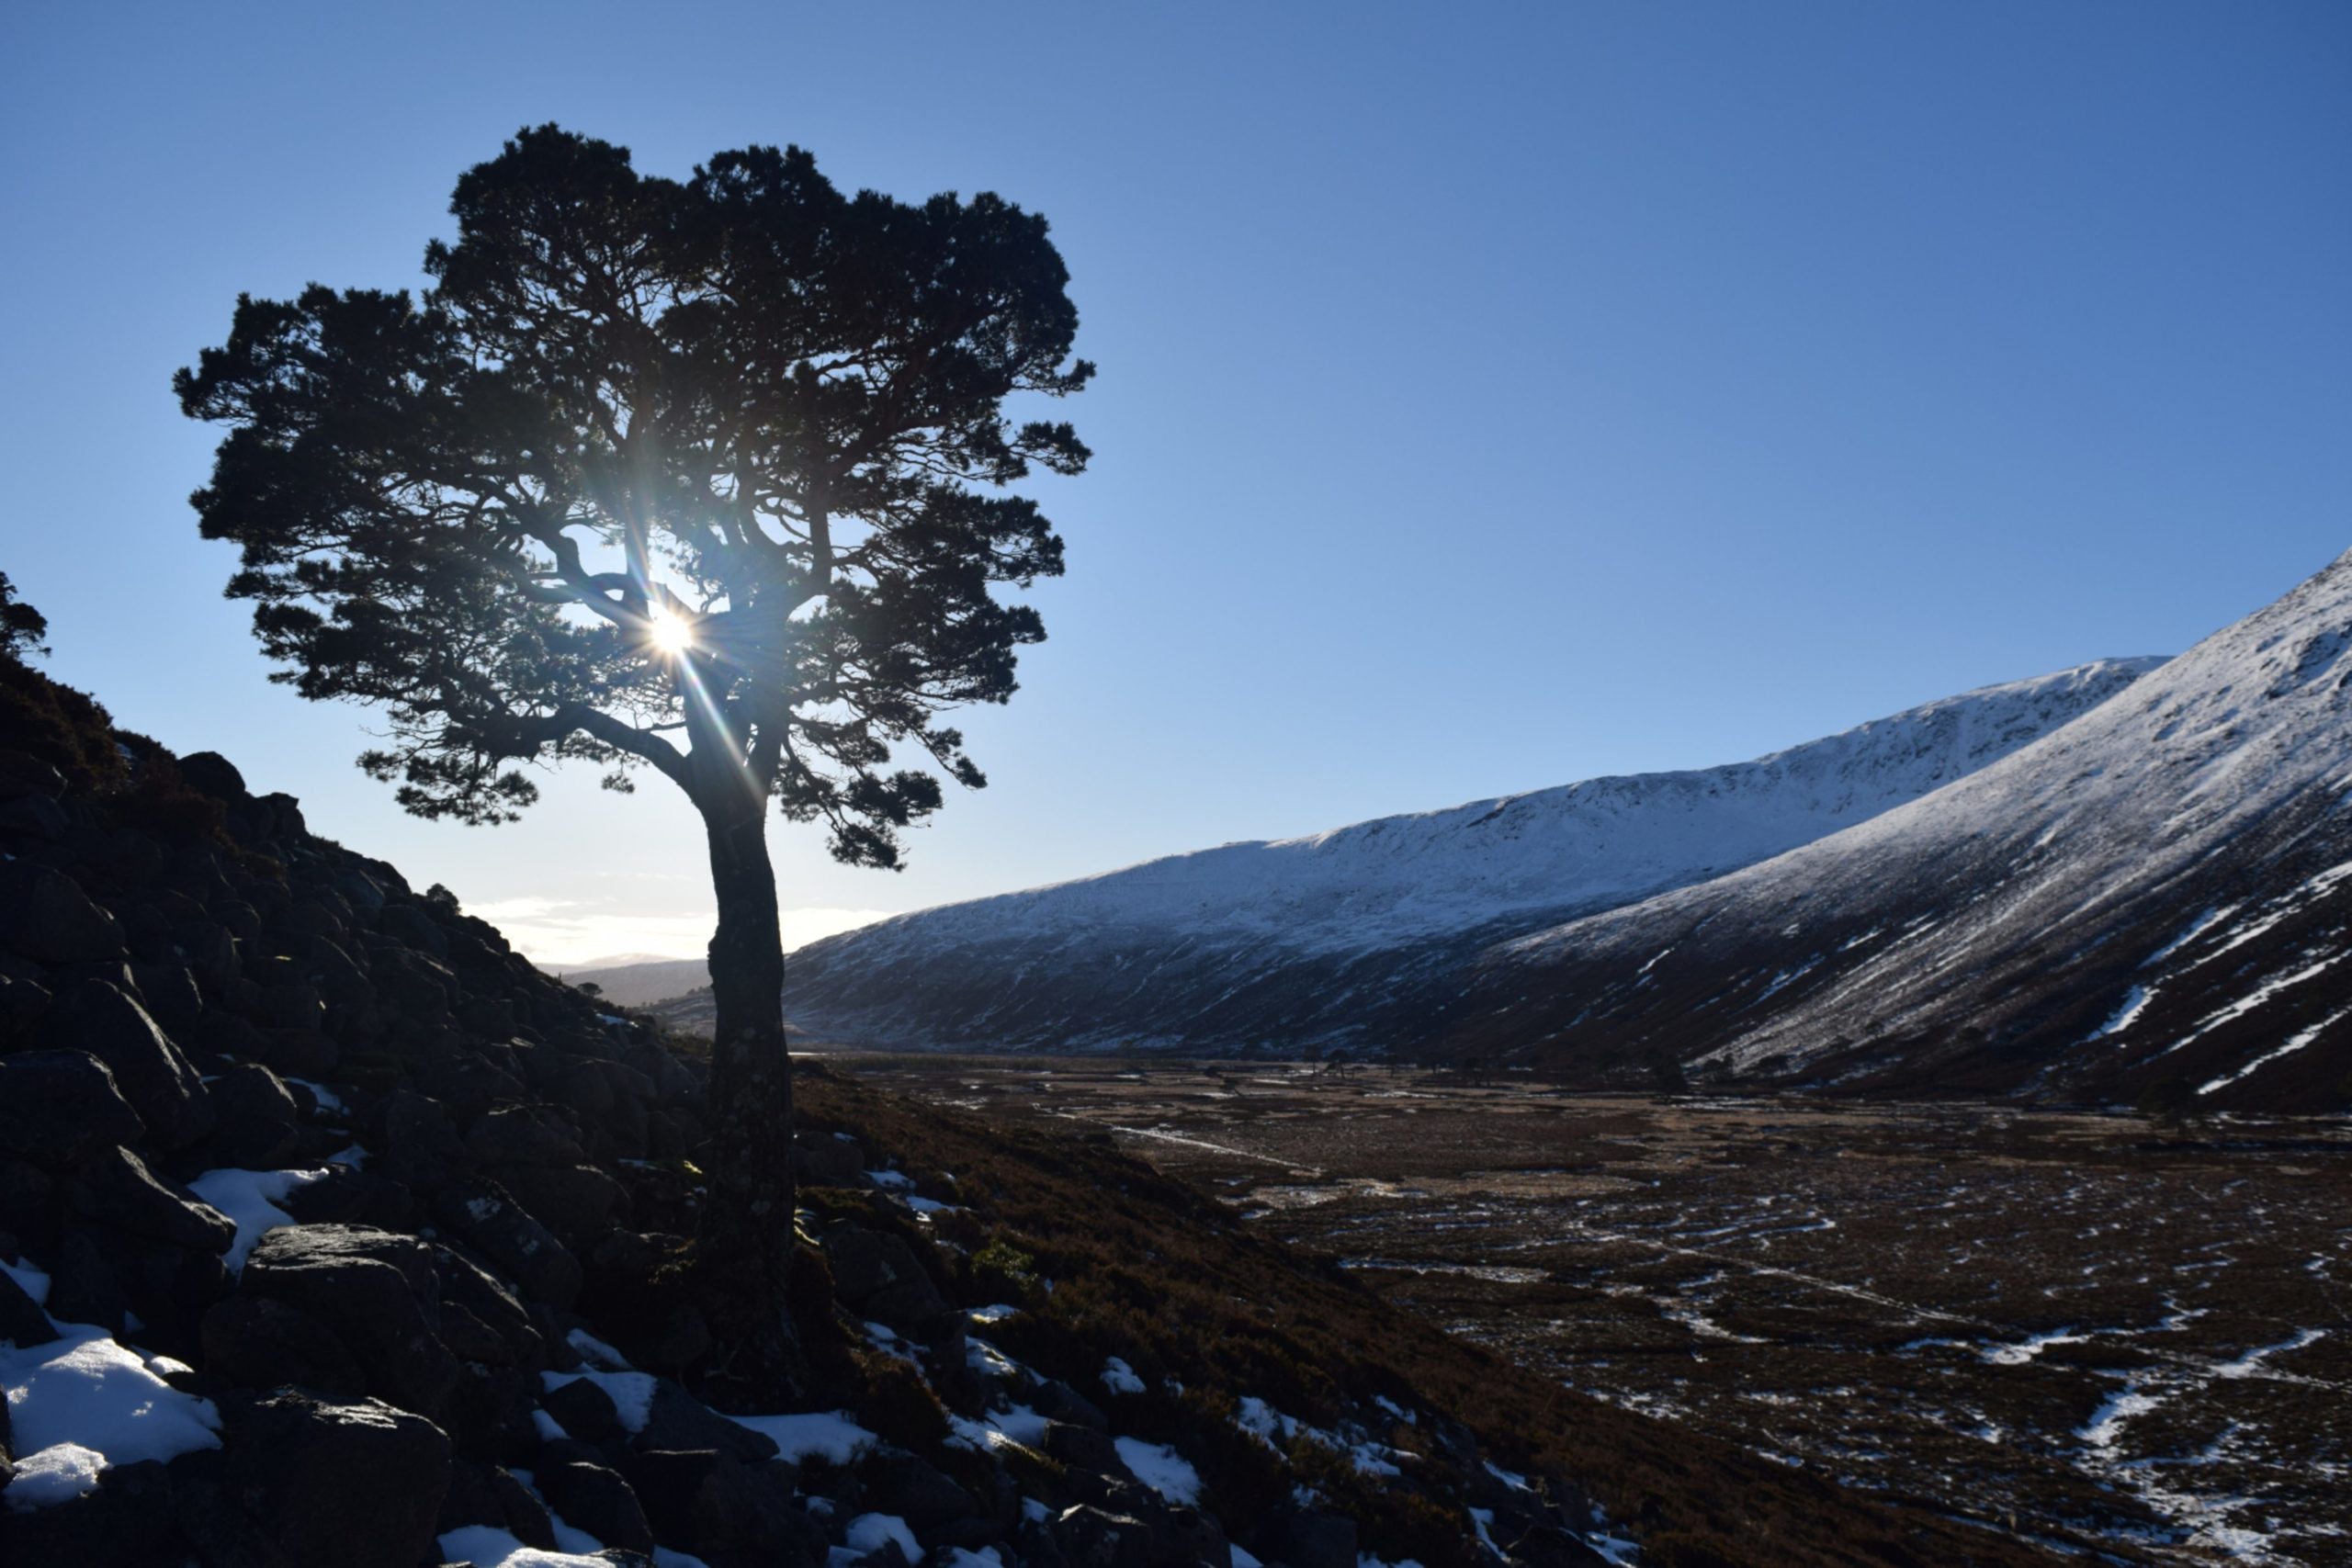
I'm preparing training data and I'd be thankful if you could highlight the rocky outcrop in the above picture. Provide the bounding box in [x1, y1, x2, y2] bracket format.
[0, 673, 1628, 1568]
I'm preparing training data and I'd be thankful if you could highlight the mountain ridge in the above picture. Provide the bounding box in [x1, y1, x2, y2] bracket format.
[775, 656, 2167, 1055]
[1447, 547, 2352, 1110]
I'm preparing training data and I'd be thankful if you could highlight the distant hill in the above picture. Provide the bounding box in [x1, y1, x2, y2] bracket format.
[772, 655, 2162, 1057]
[549, 954, 709, 1008]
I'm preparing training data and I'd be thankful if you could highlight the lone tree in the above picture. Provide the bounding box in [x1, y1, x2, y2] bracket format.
[177, 126, 1091, 1381]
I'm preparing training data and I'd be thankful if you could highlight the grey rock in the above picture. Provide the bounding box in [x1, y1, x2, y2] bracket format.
[0, 1050, 145, 1167]
[199, 1293, 367, 1395]
[436, 1180, 582, 1312]
[538, 1456, 657, 1552]
[38, 981, 212, 1151]
[71, 1144, 235, 1253]
[0, 863, 124, 964]
[1276, 1510, 1359, 1568]
[1056, 1506, 1156, 1568]
[224, 1389, 452, 1568]
[241, 1223, 460, 1422]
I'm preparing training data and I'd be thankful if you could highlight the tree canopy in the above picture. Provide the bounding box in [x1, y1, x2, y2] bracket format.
[176, 124, 1091, 865]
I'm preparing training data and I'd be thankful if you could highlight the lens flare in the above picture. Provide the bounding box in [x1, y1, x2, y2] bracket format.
[648, 609, 695, 654]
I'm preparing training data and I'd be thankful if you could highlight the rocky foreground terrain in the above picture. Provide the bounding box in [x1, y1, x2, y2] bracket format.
[0, 651, 2064, 1564]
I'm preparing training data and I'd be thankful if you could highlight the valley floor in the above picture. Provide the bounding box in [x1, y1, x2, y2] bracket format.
[830, 1055, 2352, 1566]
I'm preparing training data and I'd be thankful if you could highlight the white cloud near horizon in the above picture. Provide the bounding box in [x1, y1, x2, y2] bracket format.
[465, 897, 894, 968]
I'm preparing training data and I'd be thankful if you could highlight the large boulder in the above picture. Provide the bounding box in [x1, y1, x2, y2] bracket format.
[0, 1050, 145, 1168]
[69, 1145, 236, 1253]
[435, 1181, 582, 1312]
[537, 1452, 657, 1552]
[0, 863, 124, 964]
[239, 1224, 459, 1422]
[199, 1294, 368, 1396]
[637, 1380, 780, 1464]
[624, 1448, 810, 1563]
[488, 1162, 628, 1255]
[436, 1458, 559, 1551]
[821, 1224, 950, 1329]
[174, 751, 248, 800]
[222, 1389, 452, 1568]
[37, 981, 213, 1151]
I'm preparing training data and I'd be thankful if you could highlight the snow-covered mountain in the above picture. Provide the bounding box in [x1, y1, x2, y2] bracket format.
[1450, 549, 2352, 1111]
[782, 656, 2163, 1055]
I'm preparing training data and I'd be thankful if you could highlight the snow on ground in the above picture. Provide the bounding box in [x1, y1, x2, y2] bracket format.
[727, 1409, 878, 1465]
[1114, 1436, 1203, 1506]
[838, 1513, 921, 1564]
[186, 1166, 332, 1270]
[283, 1076, 347, 1114]
[2, 1325, 223, 1509]
[1101, 1357, 1146, 1395]
[2, 1255, 51, 1304]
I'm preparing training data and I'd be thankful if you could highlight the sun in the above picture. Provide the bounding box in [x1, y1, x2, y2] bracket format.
[647, 609, 695, 655]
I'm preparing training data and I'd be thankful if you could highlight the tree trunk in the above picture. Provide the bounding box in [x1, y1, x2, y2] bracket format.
[695, 777, 798, 1396]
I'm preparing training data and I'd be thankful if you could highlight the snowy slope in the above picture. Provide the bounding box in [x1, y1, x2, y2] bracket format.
[1456, 549, 2352, 1111]
[783, 658, 2161, 1053]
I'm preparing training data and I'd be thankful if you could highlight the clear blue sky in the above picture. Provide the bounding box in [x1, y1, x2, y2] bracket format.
[5, 2, 2346, 963]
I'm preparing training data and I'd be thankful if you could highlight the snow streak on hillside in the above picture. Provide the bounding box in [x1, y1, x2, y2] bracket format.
[785, 659, 2162, 1054]
[1463, 550, 2352, 1110]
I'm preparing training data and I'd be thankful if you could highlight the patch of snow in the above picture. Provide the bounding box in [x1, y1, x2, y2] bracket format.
[1483, 1460, 1532, 1491]
[967, 1303, 1021, 1324]
[727, 1410, 877, 1465]
[284, 1077, 347, 1114]
[1980, 1328, 2089, 1366]
[187, 1167, 332, 1271]
[2142, 906, 2234, 968]
[2086, 985, 2153, 1043]
[1, 1256, 51, 1306]
[865, 1169, 914, 1190]
[2213, 1327, 2324, 1379]
[5, 1443, 110, 1511]
[2, 1325, 223, 1509]
[1101, 1356, 1145, 1395]
[435, 1526, 607, 1567]
[843, 1513, 921, 1562]
[2199, 1007, 2352, 1095]
[1115, 1436, 1203, 1506]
